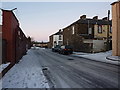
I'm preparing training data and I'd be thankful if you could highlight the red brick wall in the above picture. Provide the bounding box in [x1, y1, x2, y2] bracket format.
[2, 10, 31, 64]
[2, 10, 19, 63]
[0, 25, 2, 38]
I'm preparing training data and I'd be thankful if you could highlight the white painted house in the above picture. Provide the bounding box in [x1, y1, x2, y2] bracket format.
[53, 30, 63, 48]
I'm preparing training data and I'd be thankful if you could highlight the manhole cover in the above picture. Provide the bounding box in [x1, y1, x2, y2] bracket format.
[68, 58, 74, 60]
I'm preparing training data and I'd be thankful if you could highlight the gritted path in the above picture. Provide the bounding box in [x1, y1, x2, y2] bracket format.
[33, 48, 119, 88]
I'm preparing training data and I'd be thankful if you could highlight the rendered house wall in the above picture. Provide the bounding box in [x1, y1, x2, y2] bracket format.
[112, 1, 120, 56]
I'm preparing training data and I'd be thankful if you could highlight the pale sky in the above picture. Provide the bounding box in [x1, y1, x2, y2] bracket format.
[0, 0, 117, 42]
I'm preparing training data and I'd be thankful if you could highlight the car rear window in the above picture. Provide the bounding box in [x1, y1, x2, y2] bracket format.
[65, 46, 72, 49]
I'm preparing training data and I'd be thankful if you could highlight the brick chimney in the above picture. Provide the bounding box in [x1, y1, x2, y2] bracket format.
[59, 29, 62, 32]
[102, 17, 108, 20]
[80, 15, 86, 19]
[93, 16, 98, 20]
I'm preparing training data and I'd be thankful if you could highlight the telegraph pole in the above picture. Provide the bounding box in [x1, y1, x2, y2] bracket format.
[107, 10, 110, 51]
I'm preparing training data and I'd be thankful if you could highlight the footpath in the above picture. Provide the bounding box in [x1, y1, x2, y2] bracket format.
[72, 51, 119, 65]
[0, 49, 49, 88]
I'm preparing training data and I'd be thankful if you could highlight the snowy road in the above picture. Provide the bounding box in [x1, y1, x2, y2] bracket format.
[33, 48, 119, 88]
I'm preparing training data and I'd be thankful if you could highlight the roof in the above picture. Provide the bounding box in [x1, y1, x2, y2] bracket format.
[63, 18, 112, 30]
[111, 0, 120, 5]
[78, 19, 112, 25]
[49, 30, 63, 37]
[1, 9, 19, 24]
[54, 31, 63, 35]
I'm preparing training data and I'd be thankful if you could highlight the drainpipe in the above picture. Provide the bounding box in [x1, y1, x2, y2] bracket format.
[88, 20, 90, 35]
[67, 39, 68, 45]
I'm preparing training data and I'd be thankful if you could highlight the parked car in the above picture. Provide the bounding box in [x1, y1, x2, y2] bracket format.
[52, 45, 61, 52]
[59, 45, 73, 55]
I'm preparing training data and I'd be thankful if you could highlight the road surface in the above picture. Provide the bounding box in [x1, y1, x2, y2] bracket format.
[33, 48, 119, 88]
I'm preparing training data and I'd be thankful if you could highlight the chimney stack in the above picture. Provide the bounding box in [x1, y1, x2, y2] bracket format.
[93, 16, 98, 20]
[80, 15, 86, 19]
[102, 17, 108, 20]
[59, 29, 62, 32]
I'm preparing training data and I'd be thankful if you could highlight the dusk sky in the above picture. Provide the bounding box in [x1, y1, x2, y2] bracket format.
[0, 0, 116, 42]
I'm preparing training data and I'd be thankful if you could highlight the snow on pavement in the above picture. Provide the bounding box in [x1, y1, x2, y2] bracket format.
[72, 51, 119, 65]
[1, 49, 49, 88]
[0, 63, 10, 73]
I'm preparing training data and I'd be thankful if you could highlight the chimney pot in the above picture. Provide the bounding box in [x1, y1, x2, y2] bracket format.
[93, 16, 98, 20]
[80, 15, 86, 19]
[102, 17, 108, 20]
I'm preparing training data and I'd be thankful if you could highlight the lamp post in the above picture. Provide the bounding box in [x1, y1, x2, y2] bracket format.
[107, 10, 110, 51]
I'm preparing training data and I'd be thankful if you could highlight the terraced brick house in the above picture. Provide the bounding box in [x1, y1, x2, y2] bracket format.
[63, 15, 112, 53]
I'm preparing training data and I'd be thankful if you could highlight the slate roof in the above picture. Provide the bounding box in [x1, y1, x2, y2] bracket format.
[54, 31, 63, 35]
[63, 18, 112, 30]
[77, 19, 112, 25]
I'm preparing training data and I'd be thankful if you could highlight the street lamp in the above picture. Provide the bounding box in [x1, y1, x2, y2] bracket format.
[107, 10, 110, 51]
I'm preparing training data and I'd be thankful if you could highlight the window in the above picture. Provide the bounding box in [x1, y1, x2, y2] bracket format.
[18, 31, 20, 35]
[58, 41, 63, 45]
[72, 26, 75, 34]
[110, 26, 112, 33]
[59, 35, 62, 40]
[54, 41, 57, 44]
[88, 28, 92, 34]
[98, 25, 102, 33]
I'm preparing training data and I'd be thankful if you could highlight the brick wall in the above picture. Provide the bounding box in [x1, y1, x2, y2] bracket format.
[63, 23, 93, 52]
[2, 10, 19, 63]
[2, 10, 31, 64]
[48, 35, 53, 48]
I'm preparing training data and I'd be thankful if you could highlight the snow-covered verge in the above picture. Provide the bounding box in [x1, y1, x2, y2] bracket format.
[72, 51, 119, 65]
[0, 49, 49, 88]
[31, 47, 45, 50]
[0, 63, 10, 73]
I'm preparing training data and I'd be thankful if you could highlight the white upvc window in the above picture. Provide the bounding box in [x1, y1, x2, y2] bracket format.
[72, 26, 75, 34]
[98, 25, 102, 33]
[110, 26, 112, 33]
[88, 28, 92, 34]
[59, 35, 62, 40]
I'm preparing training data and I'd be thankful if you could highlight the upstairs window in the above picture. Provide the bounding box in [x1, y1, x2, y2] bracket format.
[72, 26, 75, 34]
[88, 28, 92, 34]
[18, 31, 20, 35]
[59, 35, 62, 40]
[98, 25, 102, 33]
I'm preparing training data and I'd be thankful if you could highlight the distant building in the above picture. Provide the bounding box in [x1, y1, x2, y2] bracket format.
[34, 42, 48, 48]
[63, 15, 112, 52]
[49, 30, 63, 48]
